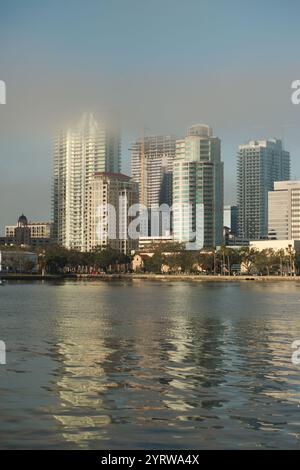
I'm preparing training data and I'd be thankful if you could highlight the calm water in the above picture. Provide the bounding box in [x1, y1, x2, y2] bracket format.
[1, 280, 300, 449]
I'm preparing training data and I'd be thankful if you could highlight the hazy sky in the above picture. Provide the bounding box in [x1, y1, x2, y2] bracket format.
[1, 0, 300, 231]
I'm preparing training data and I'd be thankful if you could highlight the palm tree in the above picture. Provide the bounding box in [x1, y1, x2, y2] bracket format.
[277, 249, 285, 276]
[286, 245, 296, 276]
[219, 245, 227, 275]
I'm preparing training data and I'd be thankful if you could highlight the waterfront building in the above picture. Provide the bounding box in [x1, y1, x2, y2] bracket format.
[0, 250, 38, 273]
[237, 139, 290, 241]
[131, 253, 146, 272]
[173, 124, 224, 249]
[268, 181, 300, 240]
[53, 113, 121, 250]
[250, 239, 300, 253]
[86, 172, 139, 254]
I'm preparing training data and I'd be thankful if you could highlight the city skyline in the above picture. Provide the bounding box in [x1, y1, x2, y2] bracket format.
[0, 116, 296, 234]
[1, 0, 300, 231]
[2, 3, 300, 453]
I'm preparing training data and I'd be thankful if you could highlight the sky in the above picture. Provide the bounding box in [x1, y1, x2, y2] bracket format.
[1, 0, 300, 231]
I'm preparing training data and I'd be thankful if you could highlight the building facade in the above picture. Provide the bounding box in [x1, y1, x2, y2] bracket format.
[6, 219, 52, 239]
[237, 139, 290, 241]
[131, 135, 176, 207]
[53, 113, 121, 250]
[138, 235, 174, 251]
[173, 124, 224, 249]
[3, 215, 53, 248]
[250, 239, 300, 253]
[268, 181, 300, 240]
[15, 215, 31, 246]
[223, 205, 238, 234]
[131, 135, 176, 236]
[86, 173, 139, 254]
[223, 205, 239, 245]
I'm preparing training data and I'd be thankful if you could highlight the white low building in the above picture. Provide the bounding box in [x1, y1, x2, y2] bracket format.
[138, 235, 174, 251]
[250, 239, 300, 252]
[0, 251, 38, 273]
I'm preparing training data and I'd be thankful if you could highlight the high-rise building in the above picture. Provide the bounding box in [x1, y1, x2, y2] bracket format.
[53, 114, 121, 250]
[268, 181, 300, 240]
[237, 139, 290, 240]
[86, 172, 139, 254]
[173, 124, 224, 249]
[131, 135, 176, 207]
[131, 135, 176, 235]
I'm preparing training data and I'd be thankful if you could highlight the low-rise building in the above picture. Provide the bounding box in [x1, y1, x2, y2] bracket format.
[131, 254, 145, 272]
[138, 235, 174, 251]
[4, 216, 53, 248]
[250, 239, 300, 252]
[0, 250, 38, 273]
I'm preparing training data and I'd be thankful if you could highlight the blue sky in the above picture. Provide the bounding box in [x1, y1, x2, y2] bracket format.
[1, 0, 300, 229]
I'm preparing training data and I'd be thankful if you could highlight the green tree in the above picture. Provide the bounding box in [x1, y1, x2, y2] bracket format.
[239, 247, 257, 275]
[44, 246, 69, 273]
[197, 251, 214, 274]
[93, 248, 121, 272]
[177, 250, 197, 273]
[143, 251, 165, 273]
[295, 251, 300, 275]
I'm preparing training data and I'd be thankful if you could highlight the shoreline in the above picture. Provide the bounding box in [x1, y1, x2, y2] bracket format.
[79, 273, 300, 282]
[1, 273, 300, 282]
[0, 274, 63, 281]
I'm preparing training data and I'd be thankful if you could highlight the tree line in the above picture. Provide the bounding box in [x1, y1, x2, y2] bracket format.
[1, 243, 299, 276]
[140, 244, 300, 276]
[37, 243, 300, 276]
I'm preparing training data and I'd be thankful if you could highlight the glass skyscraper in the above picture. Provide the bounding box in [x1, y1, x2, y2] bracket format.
[237, 139, 290, 240]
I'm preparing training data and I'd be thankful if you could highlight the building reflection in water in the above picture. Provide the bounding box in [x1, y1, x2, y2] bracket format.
[46, 281, 300, 448]
[49, 284, 117, 447]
